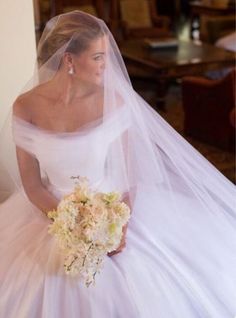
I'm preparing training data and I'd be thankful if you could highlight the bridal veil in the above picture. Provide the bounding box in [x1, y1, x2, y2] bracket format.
[0, 10, 236, 316]
[0, 10, 235, 215]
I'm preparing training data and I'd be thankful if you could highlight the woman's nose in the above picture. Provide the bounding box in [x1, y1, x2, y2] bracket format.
[100, 61, 105, 70]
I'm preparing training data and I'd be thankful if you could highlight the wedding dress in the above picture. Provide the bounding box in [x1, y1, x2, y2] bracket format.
[0, 105, 236, 318]
[0, 10, 236, 318]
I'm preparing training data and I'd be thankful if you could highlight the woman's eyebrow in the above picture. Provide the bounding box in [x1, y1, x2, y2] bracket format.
[91, 52, 105, 56]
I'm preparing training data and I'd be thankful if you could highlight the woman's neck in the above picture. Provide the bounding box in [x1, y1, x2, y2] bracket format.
[50, 70, 97, 105]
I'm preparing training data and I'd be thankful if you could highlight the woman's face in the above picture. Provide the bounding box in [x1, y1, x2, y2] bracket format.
[72, 35, 107, 86]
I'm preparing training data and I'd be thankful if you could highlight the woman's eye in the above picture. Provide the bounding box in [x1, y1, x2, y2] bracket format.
[94, 55, 102, 61]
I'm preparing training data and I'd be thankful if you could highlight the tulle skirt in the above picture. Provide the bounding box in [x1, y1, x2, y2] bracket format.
[0, 184, 236, 318]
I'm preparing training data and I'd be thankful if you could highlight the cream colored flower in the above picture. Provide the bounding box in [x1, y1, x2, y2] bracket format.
[47, 176, 131, 287]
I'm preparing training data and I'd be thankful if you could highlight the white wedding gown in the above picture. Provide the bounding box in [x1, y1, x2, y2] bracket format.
[0, 108, 236, 318]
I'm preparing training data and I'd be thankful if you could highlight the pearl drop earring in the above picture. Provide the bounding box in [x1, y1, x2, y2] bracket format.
[68, 66, 74, 75]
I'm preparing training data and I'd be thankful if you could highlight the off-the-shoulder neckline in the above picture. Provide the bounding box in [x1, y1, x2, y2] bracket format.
[12, 106, 127, 137]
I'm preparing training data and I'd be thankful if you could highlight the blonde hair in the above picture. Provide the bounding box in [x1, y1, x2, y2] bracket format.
[38, 13, 104, 66]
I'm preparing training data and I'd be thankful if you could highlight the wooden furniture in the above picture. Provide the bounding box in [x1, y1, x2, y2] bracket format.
[182, 69, 236, 152]
[54, 0, 105, 20]
[120, 39, 236, 108]
[156, 0, 181, 20]
[112, 0, 171, 40]
[190, 1, 235, 39]
[200, 15, 235, 44]
[34, 0, 54, 30]
[33, 0, 41, 31]
[190, 1, 235, 15]
[120, 39, 235, 79]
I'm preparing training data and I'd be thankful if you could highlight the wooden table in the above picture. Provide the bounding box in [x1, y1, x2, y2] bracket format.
[120, 39, 236, 108]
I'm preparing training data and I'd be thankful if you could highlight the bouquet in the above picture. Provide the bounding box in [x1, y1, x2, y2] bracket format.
[47, 177, 130, 287]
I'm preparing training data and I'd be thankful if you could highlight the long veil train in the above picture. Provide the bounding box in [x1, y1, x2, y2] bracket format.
[0, 10, 235, 318]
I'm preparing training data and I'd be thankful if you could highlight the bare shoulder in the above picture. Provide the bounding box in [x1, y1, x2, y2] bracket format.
[13, 84, 48, 122]
[13, 90, 33, 122]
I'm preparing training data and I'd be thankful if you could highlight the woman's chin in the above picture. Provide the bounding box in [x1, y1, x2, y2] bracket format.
[94, 76, 104, 86]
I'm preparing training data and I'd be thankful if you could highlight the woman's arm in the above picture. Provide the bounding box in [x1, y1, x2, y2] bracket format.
[16, 146, 59, 215]
[13, 97, 59, 216]
[107, 126, 134, 257]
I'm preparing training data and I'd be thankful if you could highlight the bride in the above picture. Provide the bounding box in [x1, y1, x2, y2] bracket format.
[0, 11, 235, 318]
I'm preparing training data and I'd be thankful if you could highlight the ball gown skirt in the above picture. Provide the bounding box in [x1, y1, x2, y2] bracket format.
[0, 181, 236, 318]
[1, 114, 236, 317]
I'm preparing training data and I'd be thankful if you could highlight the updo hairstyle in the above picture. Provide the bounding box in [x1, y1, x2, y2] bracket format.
[37, 12, 104, 67]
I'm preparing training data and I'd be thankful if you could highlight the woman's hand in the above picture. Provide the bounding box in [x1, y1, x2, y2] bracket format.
[107, 223, 128, 257]
[107, 192, 131, 257]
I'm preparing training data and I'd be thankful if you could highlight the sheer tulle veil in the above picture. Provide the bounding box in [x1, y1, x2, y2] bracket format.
[0, 10, 235, 222]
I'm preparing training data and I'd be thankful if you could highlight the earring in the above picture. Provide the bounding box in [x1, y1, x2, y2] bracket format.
[68, 66, 74, 75]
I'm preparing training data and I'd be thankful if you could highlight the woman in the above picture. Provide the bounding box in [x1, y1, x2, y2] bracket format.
[0, 11, 235, 318]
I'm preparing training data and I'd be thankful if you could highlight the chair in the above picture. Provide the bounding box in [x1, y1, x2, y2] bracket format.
[35, 0, 52, 32]
[114, 0, 171, 40]
[200, 15, 235, 44]
[182, 69, 236, 152]
[55, 0, 105, 20]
